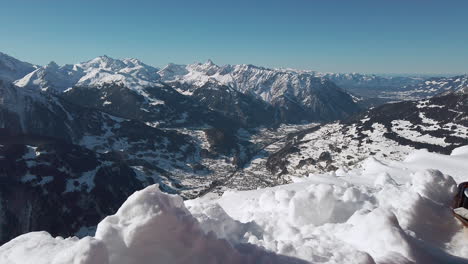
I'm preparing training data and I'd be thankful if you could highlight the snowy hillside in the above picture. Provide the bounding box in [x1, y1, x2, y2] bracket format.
[2, 146, 468, 264]
[264, 91, 468, 178]
[384, 75, 468, 100]
[0, 81, 249, 243]
[318, 73, 468, 101]
[15, 56, 161, 92]
[0, 52, 37, 83]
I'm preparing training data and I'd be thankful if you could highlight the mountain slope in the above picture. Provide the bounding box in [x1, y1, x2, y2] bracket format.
[265, 90, 468, 177]
[0, 140, 145, 244]
[0, 80, 238, 243]
[391, 75, 468, 99]
[160, 61, 362, 122]
[190, 81, 278, 127]
[60, 83, 244, 129]
[0, 52, 37, 83]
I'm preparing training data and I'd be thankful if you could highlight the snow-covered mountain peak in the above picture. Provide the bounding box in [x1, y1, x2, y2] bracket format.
[398, 74, 468, 99]
[0, 51, 37, 83]
[231, 63, 269, 72]
[15, 55, 161, 92]
[204, 59, 215, 66]
[121, 57, 149, 68]
[158, 63, 189, 82]
[81, 55, 125, 70]
[80, 55, 142, 72]
[158, 61, 360, 121]
[187, 60, 221, 75]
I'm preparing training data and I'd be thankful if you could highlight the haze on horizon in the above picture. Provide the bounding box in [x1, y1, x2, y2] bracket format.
[1, 0, 467, 75]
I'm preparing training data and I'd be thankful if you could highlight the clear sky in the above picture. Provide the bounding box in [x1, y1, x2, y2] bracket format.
[0, 0, 467, 74]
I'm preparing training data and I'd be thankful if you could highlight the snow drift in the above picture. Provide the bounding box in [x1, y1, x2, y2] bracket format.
[0, 185, 305, 264]
[2, 146, 468, 264]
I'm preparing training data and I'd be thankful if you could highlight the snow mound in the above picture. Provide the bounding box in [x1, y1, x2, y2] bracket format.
[0, 185, 306, 264]
[410, 169, 457, 205]
[186, 148, 468, 263]
[0, 232, 108, 264]
[452, 145, 468, 157]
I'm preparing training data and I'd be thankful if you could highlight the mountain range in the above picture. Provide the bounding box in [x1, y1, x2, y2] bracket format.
[15, 56, 362, 123]
[321, 72, 468, 100]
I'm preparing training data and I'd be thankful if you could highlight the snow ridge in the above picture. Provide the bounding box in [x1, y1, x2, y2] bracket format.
[15, 56, 161, 92]
[159, 61, 342, 104]
[0, 52, 37, 83]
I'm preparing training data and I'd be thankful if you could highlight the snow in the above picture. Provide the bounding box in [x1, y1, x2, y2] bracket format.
[64, 166, 100, 193]
[189, 146, 468, 263]
[0, 232, 108, 264]
[14, 56, 161, 93]
[158, 60, 343, 105]
[20, 173, 37, 183]
[0, 186, 306, 264]
[391, 120, 449, 147]
[2, 146, 468, 263]
[0, 52, 37, 83]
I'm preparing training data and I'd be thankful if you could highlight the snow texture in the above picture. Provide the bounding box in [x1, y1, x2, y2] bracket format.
[0, 186, 305, 264]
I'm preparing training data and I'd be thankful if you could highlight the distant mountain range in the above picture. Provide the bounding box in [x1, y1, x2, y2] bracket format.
[318, 72, 424, 90]
[320, 72, 468, 100]
[14, 56, 362, 123]
[160, 61, 362, 122]
[14, 56, 160, 92]
[388, 75, 468, 99]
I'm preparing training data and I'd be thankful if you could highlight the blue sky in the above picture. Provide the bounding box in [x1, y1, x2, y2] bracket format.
[0, 0, 467, 74]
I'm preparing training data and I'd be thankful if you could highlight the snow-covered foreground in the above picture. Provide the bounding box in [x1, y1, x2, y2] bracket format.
[2, 147, 468, 264]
